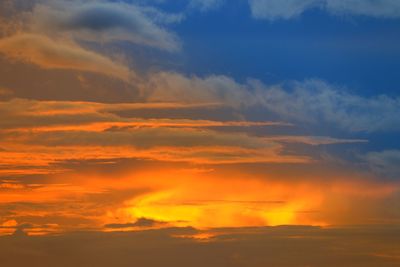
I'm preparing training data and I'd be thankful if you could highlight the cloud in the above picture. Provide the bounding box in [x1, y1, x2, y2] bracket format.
[325, 0, 400, 18]
[0, 98, 287, 130]
[254, 80, 400, 132]
[189, 0, 225, 12]
[105, 218, 167, 229]
[146, 73, 400, 132]
[32, 1, 181, 52]
[264, 136, 368, 146]
[0, 98, 319, 167]
[249, 0, 318, 20]
[248, 0, 400, 20]
[146, 72, 256, 106]
[365, 150, 400, 179]
[0, 34, 132, 81]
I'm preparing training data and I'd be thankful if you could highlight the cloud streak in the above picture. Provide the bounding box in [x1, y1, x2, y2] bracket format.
[0, 34, 132, 81]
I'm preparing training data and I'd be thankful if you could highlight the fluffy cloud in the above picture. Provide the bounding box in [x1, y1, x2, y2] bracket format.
[0, 0, 181, 83]
[249, 0, 400, 20]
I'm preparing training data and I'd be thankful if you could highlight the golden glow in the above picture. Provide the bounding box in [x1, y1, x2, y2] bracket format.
[102, 169, 327, 228]
[1, 98, 399, 235]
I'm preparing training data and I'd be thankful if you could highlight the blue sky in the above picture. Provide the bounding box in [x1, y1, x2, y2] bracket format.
[121, 0, 400, 156]
[128, 0, 400, 97]
[181, 10, 400, 96]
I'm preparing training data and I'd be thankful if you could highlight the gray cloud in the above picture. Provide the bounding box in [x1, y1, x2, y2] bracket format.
[105, 218, 167, 229]
[147, 72, 400, 133]
[32, 1, 181, 51]
[365, 150, 400, 179]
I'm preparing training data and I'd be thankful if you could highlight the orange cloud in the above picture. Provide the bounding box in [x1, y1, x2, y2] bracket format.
[0, 34, 132, 81]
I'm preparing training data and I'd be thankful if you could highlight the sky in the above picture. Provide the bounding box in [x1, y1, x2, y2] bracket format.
[0, 0, 400, 266]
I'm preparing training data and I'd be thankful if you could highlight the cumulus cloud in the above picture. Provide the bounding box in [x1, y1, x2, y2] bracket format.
[0, 33, 132, 81]
[249, 0, 400, 20]
[32, 1, 181, 51]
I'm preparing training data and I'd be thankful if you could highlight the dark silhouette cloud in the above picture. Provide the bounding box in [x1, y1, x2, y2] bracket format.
[105, 218, 167, 229]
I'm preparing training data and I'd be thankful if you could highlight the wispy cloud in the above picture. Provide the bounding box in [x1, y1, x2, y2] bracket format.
[249, 0, 400, 20]
[0, 34, 132, 81]
[189, 0, 225, 12]
[365, 150, 400, 179]
[146, 73, 400, 133]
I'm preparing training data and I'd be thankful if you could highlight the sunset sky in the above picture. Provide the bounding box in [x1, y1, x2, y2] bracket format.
[1, 1, 400, 266]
